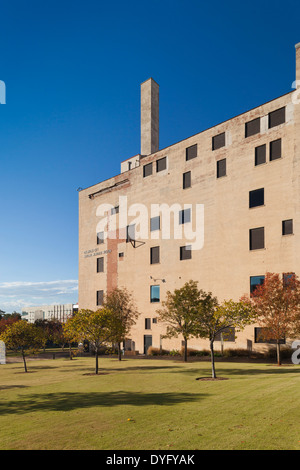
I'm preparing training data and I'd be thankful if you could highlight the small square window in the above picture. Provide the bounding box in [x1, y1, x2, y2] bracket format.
[255, 144, 266, 166]
[152, 318, 157, 324]
[180, 245, 192, 260]
[186, 144, 197, 161]
[217, 159, 226, 178]
[270, 139, 281, 161]
[249, 227, 265, 250]
[282, 219, 293, 235]
[150, 285, 160, 303]
[249, 188, 264, 208]
[245, 118, 260, 137]
[212, 132, 225, 150]
[143, 162, 153, 177]
[183, 171, 191, 189]
[156, 156, 167, 172]
[268, 107, 285, 129]
[111, 206, 119, 215]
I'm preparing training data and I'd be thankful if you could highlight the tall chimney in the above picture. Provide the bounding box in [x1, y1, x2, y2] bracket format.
[296, 43, 300, 83]
[140, 78, 159, 155]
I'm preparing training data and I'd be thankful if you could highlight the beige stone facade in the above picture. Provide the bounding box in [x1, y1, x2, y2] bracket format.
[78, 45, 300, 355]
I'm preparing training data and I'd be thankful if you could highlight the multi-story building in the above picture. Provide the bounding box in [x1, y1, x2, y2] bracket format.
[22, 303, 78, 323]
[78, 43, 300, 354]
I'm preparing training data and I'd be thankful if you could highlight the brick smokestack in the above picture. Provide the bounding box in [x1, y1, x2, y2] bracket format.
[140, 78, 159, 155]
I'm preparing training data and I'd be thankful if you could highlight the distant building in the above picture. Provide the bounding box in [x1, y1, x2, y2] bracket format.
[21, 303, 78, 323]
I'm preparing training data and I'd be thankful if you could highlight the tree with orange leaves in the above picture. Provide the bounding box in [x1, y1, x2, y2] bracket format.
[245, 272, 300, 366]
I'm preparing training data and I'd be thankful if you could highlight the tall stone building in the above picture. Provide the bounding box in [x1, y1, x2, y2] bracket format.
[78, 44, 300, 354]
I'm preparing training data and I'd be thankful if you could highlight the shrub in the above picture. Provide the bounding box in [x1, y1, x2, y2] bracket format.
[169, 349, 181, 356]
[147, 347, 169, 356]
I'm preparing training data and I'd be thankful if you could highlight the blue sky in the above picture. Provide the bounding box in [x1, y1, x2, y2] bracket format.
[0, 0, 299, 312]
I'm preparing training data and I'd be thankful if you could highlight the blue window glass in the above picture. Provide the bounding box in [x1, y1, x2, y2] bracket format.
[250, 276, 265, 294]
[150, 285, 160, 303]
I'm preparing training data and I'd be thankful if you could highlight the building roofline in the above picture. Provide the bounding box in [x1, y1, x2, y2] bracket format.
[79, 89, 293, 193]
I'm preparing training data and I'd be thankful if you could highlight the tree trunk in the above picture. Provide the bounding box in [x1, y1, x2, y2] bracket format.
[118, 342, 122, 361]
[276, 341, 281, 366]
[69, 344, 73, 360]
[210, 340, 216, 378]
[184, 339, 188, 362]
[95, 350, 99, 374]
[22, 350, 27, 373]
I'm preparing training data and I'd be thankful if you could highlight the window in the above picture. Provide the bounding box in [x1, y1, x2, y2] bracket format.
[268, 107, 285, 129]
[128, 161, 132, 171]
[150, 246, 160, 264]
[179, 208, 191, 224]
[270, 139, 281, 161]
[143, 162, 153, 177]
[212, 132, 225, 150]
[97, 231, 104, 244]
[255, 327, 285, 344]
[249, 188, 264, 208]
[145, 318, 151, 329]
[96, 290, 104, 306]
[156, 156, 167, 172]
[255, 144, 266, 166]
[283, 272, 295, 288]
[180, 245, 192, 260]
[245, 117, 260, 137]
[215, 327, 235, 342]
[217, 158, 226, 178]
[186, 144, 197, 161]
[150, 285, 160, 303]
[250, 275, 265, 294]
[282, 219, 293, 235]
[183, 171, 191, 189]
[97, 257, 104, 273]
[126, 224, 135, 242]
[152, 318, 157, 324]
[150, 216, 160, 232]
[119, 252, 124, 258]
[249, 227, 265, 250]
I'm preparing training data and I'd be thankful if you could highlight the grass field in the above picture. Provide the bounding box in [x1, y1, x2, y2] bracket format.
[0, 355, 299, 450]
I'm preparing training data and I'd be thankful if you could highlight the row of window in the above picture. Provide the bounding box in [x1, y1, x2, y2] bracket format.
[249, 220, 293, 250]
[142, 106, 286, 179]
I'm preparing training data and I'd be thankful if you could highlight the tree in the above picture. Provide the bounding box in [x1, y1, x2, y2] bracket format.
[0, 321, 44, 372]
[63, 315, 82, 360]
[64, 309, 114, 373]
[104, 287, 139, 361]
[245, 272, 300, 366]
[0, 316, 20, 335]
[194, 295, 255, 378]
[156, 280, 202, 362]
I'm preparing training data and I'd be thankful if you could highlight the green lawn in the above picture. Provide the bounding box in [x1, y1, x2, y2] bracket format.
[0, 356, 299, 450]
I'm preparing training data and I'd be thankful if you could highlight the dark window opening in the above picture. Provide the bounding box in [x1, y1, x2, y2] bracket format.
[143, 162, 153, 177]
[145, 318, 151, 329]
[215, 327, 235, 342]
[126, 224, 135, 242]
[96, 290, 104, 306]
[186, 144, 197, 161]
[150, 246, 160, 264]
[249, 227, 265, 250]
[180, 245, 192, 260]
[217, 158, 226, 178]
[245, 118, 260, 137]
[255, 144, 266, 166]
[268, 107, 285, 129]
[156, 156, 167, 172]
[97, 257, 104, 273]
[249, 188, 264, 208]
[183, 171, 191, 189]
[255, 327, 285, 344]
[270, 139, 282, 161]
[250, 275, 265, 295]
[97, 231, 104, 244]
[282, 219, 293, 235]
[212, 132, 226, 150]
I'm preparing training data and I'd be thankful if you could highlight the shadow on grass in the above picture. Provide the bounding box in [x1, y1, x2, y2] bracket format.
[174, 365, 300, 377]
[0, 385, 29, 391]
[0, 391, 206, 415]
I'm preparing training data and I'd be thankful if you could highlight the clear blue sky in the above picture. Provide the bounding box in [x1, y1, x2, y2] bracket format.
[0, 0, 299, 312]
